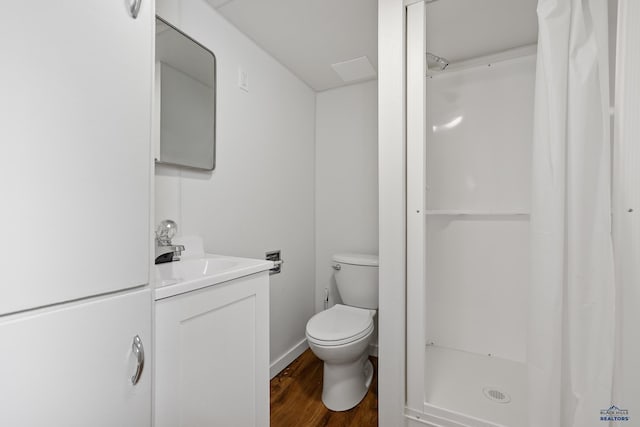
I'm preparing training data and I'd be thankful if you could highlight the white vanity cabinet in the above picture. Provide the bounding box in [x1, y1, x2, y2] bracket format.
[155, 271, 270, 427]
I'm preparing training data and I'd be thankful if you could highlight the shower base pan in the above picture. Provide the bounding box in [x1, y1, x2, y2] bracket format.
[408, 345, 527, 427]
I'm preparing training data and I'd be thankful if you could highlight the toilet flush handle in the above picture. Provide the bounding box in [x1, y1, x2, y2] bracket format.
[332, 263, 341, 270]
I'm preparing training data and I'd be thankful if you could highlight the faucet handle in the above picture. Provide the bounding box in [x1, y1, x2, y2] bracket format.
[156, 219, 178, 244]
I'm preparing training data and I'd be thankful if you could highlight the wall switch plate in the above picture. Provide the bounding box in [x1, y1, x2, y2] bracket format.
[238, 68, 249, 92]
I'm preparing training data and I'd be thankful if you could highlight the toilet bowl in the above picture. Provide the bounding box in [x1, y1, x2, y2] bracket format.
[306, 304, 376, 411]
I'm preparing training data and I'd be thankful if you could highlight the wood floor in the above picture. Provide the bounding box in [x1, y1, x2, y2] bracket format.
[270, 349, 378, 427]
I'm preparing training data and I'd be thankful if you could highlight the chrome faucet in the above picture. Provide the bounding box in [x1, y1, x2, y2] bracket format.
[155, 219, 185, 264]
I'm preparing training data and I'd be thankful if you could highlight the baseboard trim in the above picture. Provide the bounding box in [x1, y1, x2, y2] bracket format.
[270, 338, 309, 379]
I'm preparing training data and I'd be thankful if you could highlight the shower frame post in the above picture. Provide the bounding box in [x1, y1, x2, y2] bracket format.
[406, 0, 427, 413]
[612, 0, 640, 415]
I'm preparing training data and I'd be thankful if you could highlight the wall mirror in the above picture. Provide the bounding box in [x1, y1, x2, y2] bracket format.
[155, 17, 216, 171]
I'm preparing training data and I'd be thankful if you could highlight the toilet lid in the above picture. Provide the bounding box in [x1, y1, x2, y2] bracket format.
[306, 305, 374, 344]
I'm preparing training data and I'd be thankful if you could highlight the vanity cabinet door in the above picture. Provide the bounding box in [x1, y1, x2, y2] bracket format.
[0, 0, 152, 315]
[0, 289, 152, 427]
[155, 273, 270, 427]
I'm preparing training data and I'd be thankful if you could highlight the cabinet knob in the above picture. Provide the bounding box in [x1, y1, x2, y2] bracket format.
[129, 0, 142, 19]
[131, 335, 145, 385]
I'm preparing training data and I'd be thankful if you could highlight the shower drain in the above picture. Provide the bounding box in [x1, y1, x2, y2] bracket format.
[482, 387, 511, 404]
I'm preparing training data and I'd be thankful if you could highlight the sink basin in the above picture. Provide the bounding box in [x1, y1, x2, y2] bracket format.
[154, 254, 273, 300]
[156, 257, 240, 286]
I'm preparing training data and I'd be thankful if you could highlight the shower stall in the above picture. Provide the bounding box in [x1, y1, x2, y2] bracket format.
[407, 3, 534, 425]
[395, 0, 640, 426]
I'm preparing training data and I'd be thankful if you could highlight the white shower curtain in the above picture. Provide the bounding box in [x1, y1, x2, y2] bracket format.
[528, 0, 615, 426]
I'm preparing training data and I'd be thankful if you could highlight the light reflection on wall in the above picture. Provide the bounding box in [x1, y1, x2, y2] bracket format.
[432, 115, 463, 133]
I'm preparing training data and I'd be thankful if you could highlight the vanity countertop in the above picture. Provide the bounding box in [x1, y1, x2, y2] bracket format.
[154, 254, 273, 300]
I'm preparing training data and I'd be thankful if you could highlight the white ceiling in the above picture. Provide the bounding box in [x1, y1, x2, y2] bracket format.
[209, 0, 378, 92]
[426, 0, 539, 64]
[209, 0, 538, 92]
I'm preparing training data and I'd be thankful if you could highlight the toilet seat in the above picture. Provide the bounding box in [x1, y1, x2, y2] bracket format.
[306, 304, 375, 346]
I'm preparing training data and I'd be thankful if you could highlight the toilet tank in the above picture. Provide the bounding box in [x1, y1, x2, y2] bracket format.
[332, 253, 379, 309]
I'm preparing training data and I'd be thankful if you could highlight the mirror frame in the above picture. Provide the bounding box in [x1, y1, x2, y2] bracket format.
[155, 15, 217, 171]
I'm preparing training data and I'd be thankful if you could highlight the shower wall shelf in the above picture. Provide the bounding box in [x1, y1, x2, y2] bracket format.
[424, 210, 530, 216]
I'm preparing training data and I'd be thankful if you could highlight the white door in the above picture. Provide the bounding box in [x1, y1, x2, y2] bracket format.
[0, 0, 153, 315]
[0, 289, 151, 427]
[155, 274, 270, 427]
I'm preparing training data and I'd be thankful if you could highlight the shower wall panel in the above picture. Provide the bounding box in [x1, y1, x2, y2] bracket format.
[426, 217, 529, 362]
[424, 56, 535, 363]
[426, 56, 535, 212]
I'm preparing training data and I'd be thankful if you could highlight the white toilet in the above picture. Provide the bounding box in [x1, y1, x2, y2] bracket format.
[305, 253, 378, 411]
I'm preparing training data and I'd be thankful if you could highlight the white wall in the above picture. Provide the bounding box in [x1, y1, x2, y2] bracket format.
[315, 80, 379, 313]
[154, 0, 316, 371]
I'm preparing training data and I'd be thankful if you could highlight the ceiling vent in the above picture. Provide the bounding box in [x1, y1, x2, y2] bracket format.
[331, 56, 376, 83]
